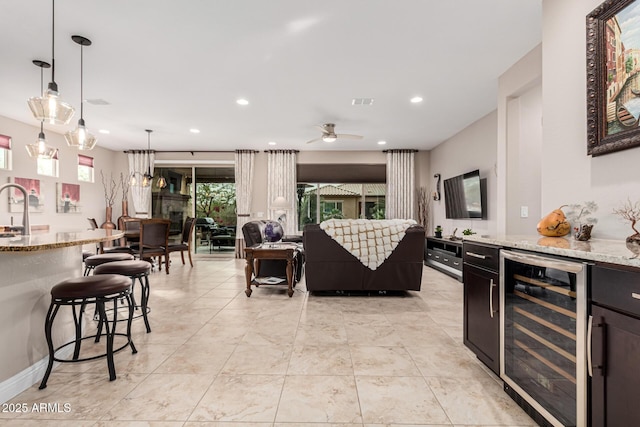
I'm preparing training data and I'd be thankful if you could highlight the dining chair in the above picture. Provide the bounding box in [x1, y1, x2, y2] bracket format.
[133, 218, 171, 274]
[167, 217, 196, 267]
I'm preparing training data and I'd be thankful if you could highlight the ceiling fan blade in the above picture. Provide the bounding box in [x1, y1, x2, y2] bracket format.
[336, 134, 363, 140]
[315, 125, 329, 134]
[306, 137, 322, 144]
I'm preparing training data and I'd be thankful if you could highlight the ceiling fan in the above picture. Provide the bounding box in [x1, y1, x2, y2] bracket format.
[306, 123, 363, 144]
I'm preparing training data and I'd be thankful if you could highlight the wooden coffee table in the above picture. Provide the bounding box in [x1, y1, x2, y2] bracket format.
[244, 243, 300, 297]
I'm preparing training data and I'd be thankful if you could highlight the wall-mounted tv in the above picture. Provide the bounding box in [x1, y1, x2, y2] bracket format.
[443, 169, 486, 219]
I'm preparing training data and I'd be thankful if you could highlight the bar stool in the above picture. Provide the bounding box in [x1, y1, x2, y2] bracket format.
[39, 274, 137, 389]
[93, 260, 153, 333]
[84, 253, 134, 276]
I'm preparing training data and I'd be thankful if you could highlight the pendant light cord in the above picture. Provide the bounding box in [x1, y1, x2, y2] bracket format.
[51, 0, 55, 84]
[80, 43, 84, 119]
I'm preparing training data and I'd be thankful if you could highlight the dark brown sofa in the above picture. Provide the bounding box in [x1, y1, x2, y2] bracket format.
[302, 223, 425, 292]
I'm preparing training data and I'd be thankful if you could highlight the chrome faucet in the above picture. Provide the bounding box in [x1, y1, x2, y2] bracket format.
[0, 183, 30, 235]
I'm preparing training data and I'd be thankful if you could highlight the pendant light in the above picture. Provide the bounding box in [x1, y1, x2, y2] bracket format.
[130, 130, 166, 188]
[27, 0, 75, 125]
[64, 35, 96, 150]
[26, 60, 58, 159]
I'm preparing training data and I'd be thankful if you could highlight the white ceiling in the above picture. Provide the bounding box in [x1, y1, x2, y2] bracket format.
[0, 0, 542, 152]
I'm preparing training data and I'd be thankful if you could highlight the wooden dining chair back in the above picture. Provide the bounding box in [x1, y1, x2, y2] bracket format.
[167, 216, 196, 267]
[87, 218, 99, 230]
[135, 218, 171, 274]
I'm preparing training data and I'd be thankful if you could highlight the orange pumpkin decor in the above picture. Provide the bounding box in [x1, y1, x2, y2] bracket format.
[537, 206, 571, 237]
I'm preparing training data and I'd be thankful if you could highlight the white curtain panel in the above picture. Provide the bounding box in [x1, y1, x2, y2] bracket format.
[385, 150, 416, 220]
[127, 150, 155, 218]
[234, 150, 256, 258]
[267, 150, 298, 235]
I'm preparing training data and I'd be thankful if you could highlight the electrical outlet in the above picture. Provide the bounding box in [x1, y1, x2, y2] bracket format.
[520, 206, 529, 218]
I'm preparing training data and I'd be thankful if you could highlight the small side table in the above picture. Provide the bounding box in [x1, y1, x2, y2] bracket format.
[244, 243, 300, 297]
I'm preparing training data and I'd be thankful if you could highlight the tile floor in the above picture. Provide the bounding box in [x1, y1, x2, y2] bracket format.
[0, 255, 537, 426]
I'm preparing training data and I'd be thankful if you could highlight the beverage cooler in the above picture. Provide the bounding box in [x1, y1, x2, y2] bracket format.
[500, 250, 588, 427]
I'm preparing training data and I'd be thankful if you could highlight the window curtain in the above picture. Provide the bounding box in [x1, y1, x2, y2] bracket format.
[267, 150, 298, 235]
[234, 150, 256, 258]
[127, 150, 154, 218]
[385, 149, 416, 219]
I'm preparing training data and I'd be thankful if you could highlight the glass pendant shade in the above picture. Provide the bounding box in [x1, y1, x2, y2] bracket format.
[27, 83, 75, 125]
[25, 131, 57, 159]
[142, 173, 151, 187]
[157, 175, 167, 189]
[65, 118, 97, 150]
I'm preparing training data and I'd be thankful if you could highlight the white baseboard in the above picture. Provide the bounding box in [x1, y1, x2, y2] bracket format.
[0, 346, 73, 404]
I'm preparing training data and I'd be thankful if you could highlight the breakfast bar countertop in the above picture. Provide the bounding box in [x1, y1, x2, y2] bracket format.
[0, 229, 124, 252]
[463, 234, 640, 269]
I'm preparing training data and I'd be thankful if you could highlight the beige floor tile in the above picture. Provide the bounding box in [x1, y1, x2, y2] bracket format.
[294, 323, 349, 345]
[220, 344, 292, 375]
[406, 343, 490, 379]
[103, 373, 214, 421]
[153, 343, 235, 374]
[2, 261, 539, 427]
[350, 346, 421, 376]
[355, 376, 450, 425]
[189, 374, 284, 422]
[275, 375, 362, 423]
[1, 373, 147, 421]
[287, 343, 353, 375]
[426, 377, 537, 426]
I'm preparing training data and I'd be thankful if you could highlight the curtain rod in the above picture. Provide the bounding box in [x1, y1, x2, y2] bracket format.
[123, 150, 235, 154]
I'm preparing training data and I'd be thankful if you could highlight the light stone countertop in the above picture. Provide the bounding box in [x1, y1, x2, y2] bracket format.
[0, 229, 124, 252]
[463, 234, 640, 269]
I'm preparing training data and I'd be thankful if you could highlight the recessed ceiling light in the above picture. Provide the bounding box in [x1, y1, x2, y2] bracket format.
[268, 141, 277, 146]
[189, 128, 200, 134]
[98, 129, 110, 134]
[410, 96, 423, 103]
[377, 140, 387, 145]
[236, 98, 249, 106]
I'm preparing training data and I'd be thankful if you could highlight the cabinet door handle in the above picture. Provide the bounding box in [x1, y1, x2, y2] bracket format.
[443, 258, 449, 262]
[588, 315, 605, 377]
[632, 292, 640, 300]
[435, 255, 440, 259]
[466, 251, 487, 260]
[587, 315, 594, 377]
[453, 261, 460, 266]
[489, 278, 497, 318]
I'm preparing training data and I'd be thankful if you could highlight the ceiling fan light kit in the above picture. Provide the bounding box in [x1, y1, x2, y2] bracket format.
[306, 123, 363, 144]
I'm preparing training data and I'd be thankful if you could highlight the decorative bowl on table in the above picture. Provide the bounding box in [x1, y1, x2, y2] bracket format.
[263, 221, 284, 242]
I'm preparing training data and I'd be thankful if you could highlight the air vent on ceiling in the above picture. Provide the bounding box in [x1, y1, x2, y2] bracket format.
[86, 98, 110, 105]
[351, 98, 374, 106]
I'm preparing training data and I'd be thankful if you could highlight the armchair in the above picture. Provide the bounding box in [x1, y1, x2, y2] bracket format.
[241, 220, 304, 282]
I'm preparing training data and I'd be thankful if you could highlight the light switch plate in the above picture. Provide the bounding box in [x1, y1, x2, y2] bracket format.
[520, 206, 529, 218]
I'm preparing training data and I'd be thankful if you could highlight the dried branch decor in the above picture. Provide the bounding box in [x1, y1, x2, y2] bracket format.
[417, 186, 431, 234]
[100, 170, 119, 208]
[120, 172, 130, 202]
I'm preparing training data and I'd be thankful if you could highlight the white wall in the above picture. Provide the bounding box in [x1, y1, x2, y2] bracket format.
[0, 116, 128, 232]
[506, 83, 543, 235]
[543, 0, 640, 240]
[429, 110, 498, 237]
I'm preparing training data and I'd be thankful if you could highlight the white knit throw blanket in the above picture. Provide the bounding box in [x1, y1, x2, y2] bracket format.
[319, 219, 417, 270]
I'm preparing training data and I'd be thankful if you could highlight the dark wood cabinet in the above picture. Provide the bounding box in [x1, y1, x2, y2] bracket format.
[590, 264, 640, 426]
[425, 237, 463, 281]
[463, 241, 500, 374]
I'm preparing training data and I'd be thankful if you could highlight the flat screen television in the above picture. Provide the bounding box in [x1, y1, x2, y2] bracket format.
[443, 169, 485, 219]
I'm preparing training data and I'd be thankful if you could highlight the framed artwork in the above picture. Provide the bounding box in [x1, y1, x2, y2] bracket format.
[587, 0, 640, 156]
[8, 177, 44, 213]
[56, 182, 82, 213]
